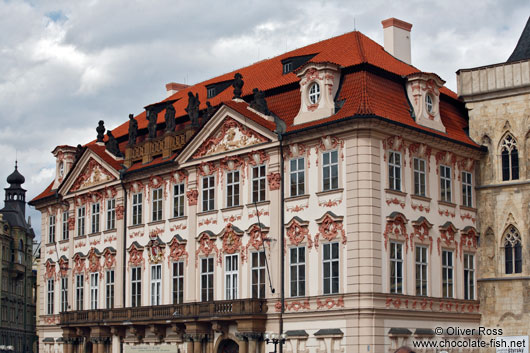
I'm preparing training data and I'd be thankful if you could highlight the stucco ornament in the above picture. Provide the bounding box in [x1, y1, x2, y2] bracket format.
[168, 236, 188, 266]
[267, 172, 281, 190]
[70, 159, 115, 192]
[315, 213, 346, 248]
[147, 237, 165, 264]
[128, 243, 145, 269]
[286, 218, 312, 248]
[87, 248, 101, 273]
[383, 213, 408, 252]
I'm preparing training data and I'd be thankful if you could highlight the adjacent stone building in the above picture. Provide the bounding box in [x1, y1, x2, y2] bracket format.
[0, 165, 37, 352]
[457, 16, 530, 340]
[31, 19, 482, 353]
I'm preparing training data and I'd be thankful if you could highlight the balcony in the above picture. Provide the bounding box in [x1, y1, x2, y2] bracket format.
[60, 298, 267, 326]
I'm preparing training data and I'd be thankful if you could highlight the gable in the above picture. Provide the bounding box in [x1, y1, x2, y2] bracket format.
[70, 158, 117, 192]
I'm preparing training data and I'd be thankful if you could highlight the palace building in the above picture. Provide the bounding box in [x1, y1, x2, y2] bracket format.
[457, 16, 530, 342]
[31, 18, 482, 353]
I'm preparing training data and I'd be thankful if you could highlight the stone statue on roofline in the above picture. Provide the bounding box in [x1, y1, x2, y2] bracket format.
[250, 88, 270, 115]
[232, 73, 244, 99]
[186, 92, 200, 128]
[96, 120, 105, 143]
[203, 101, 215, 124]
[74, 144, 85, 162]
[128, 114, 138, 146]
[147, 109, 158, 139]
[105, 131, 123, 158]
[165, 103, 176, 133]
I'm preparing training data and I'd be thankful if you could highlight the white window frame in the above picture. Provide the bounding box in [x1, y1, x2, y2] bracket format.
[48, 215, 56, 243]
[290, 157, 305, 197]
[323, 242, 339, 295]
[322, 150, 339, 191]
[77, 206, 85, 237]
[152, 188, 163, 221]
[151, 264, 162, 305]
[440, 165, 452, 202]
[464, 253, 475, 300]
[60, 277, 68, 312]
[106, 269, 114, 309]
[415, 245, 428, 296]
[75, 274, 84, 311]
[390, 241, 403, 294]
[225, 254, 239, 300]
[202, 175, 215, 212]
[388, 151, 401, 191]
[90, 272, 99, 310]
[47, 279, 54, 315]
[173, 183, 185, 218]
[442, 250, 454, 298]
[251, 165, 266, 203]
[62, 211, 69, 241]
[226, 170, 240, 208]
[172, 261, 184, 304]
[309, 82, 321, 104]
[200, 257, 214, 302]
[91, 202, 100, 234]
[132, 193, 143, 225]
[251, 251, 266, 299]
[131, 267, 141, 307]
[106, 198, 116, 230]
[290, 246, 305, 297]
[462, 171, 473, 207]
[413, 158, 426, 196]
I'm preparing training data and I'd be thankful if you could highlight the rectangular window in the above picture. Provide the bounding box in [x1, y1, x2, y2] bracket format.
[200, 258, 214, 301]
[290, 246, 305, 297]
[132, 193, 143, 225]
[90, 273, 98, 310]
[226, 171, 240, 208]
[252, 165, 266, 203]
[415, 245, 428, 296]
[390, 242, 403, 294]
[151, 265, 162, 305]
[47, 279, 54, 315]
[464, 253, 475, 300]
[91, 203, 100, 233]
[172, 261, 184, 304]
[442, 250, 454, 298]
[131, 267, 142, 307]
[60, 277, 68, 312]
[225, 254, 239, 300]
[323, 242, 339, 294]
[75, 274, 84, 311]
[290, 157, 305, 197]
[207, 87, 216, 98]
[202, 175, 215, 211]
[462, 171, 473, 207]
[77, 206, 85, 237]
[48, 215, 56, 243]
[62, 211, 69, 241]
[389, 151, 401, 191]
[251, 251, 266, 298]
[106, 270, 114, 309]
[107, 198, 116, 230]
[283, 62, 293, 74]
[440, 165, 452, 202]
[322, 150, 339, 191]
[152, 188, 163, 221]
[413, 158, 426, 196]
[173, 184, 185, 218]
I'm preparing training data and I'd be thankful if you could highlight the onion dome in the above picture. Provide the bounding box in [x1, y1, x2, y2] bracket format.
[7, 163, 25, 186]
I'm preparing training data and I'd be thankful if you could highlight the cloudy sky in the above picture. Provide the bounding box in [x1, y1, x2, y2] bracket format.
[1, 0, 528, 240]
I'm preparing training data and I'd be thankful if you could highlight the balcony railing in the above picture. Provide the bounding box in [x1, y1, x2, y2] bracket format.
[60, 298, 267, 326]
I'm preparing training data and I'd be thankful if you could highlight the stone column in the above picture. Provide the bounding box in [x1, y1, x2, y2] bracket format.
[238, 338, 248, 353]
[187, 341, 194, 353]
[248, 339, 257, 353]
[193, 339, 202, 353]
[112, 335, 121, 353]
[63, 339, 74, 353]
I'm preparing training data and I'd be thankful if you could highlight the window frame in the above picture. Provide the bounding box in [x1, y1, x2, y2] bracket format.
[172, 261, 184, 304]
[151, 264, 162, 305]
[60, 277, 68, 312]
[152, 187, 163, 221]
[173, 183, 185, 218]
[289, 246, 306, 297]
[322, 150, 339, 191]
[415, 245, 428, 296]
[77, 206, 86, 237]
[202, 175, 215, 212]
[90, 272, 99, 310]
[62, 211, 69, 241]
[106, 269, 114, 309]
[226, 170, 240, 208]
[463, 253, 475, 300]
[501, 134, 519, 181]
[75, 274, 84, 311]
[106, 198, 116, 230]
[388, 151, 402, 191]
[323, 242, 340, 295]
[132, 192, 143, 225]
[47, 279, 54, 315]
[309, 82, 321, 104]
[440, 165, 452, 202]
[225, 254, 239, 300]
[442, 249, 454, 298]
[413, 157, 427, 197]
[131, 266, 142, 307]
[462, 171, 473, 207]
[48, 215, 56, 243]
[251, 165, 266, 203]
[290, 157, 305, 197]
[200, 257, 214, 302]
[251, 251, 266, 299]
[91, 202, 100, 234]
[389, 241, 403, 294]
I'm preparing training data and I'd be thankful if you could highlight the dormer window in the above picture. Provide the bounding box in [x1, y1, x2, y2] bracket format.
[406, 73, 446, 133]
[283, 62, 293, 74]
[309, 83, 321, 104]
[425, 94, 433, 114]
[207, 87, 216, 98]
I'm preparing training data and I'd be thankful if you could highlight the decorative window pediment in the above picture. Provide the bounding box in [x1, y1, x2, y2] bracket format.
[406, 73, 446, 133]
[102, 247, 116, 270]
[58, 256, 69, 277]
[437, 222, 458, 256]
[146, 236, 166, 264]
[127, 241, 145, 270]
[195, 231, 219, 267]
[383, 212, 409, 252]
[72, 252, 87, 275]
[44, 259, 56, 281]
[410, 217, 433, 253]
[315, 212, 346, 247]
[168, 234, 188, 265]
[285, 217, 312, 248]
[87, 247, 102, 273]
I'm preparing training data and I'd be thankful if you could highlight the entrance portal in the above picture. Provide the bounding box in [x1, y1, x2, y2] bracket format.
[218, 339, 239, 353]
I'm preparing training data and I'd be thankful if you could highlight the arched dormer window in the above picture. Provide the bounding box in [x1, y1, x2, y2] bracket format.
[501, 134, 519, 181]
[504, 226, 522, 274]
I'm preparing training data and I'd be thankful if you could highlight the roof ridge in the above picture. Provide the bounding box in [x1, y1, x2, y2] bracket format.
[356, 71, 373, 115]
[354, 31, 367, 63]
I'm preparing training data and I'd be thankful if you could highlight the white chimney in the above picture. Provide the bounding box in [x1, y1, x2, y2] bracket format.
[381, 18, 412, 65]
[165, 82, 190, 97]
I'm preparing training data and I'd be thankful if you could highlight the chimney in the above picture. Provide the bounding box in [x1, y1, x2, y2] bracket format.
[381, 18, 412, 65]
[166, 82, 190, 97]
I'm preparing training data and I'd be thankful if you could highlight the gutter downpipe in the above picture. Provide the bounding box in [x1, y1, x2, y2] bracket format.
[121, 177, 128, 308]
[278, 132, 285, 353]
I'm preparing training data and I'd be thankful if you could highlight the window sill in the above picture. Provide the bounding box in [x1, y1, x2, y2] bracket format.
[88, 232, 102, 237]
[316, 188, 343, 197]
[221, 205, 244, 212]
[385, 189, 406, 197]
[103, 228, 116, 234]
[245, 200, 270, 208]
[169, 216, 187, 222]
[410, 194, 431, 202]
[128, 224, 144, 230]
[58, 239, 69, 244]
[438, 201, 457, 208]
[148, 220, 166, 226]
[74, 235, 87, 240]
[45, 242, 56, 247]
[285, 194, 310, 202]
[460, 205, 477, 212]
[197, 210, 218, 217]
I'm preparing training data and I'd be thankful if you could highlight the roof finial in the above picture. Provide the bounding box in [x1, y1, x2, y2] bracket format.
[354, 17, 356, 31]
[15, 150, 18, 170]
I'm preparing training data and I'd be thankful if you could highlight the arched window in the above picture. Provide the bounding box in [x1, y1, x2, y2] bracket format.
[504, 226, 522, 274]
[501, 134, 519, 181]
